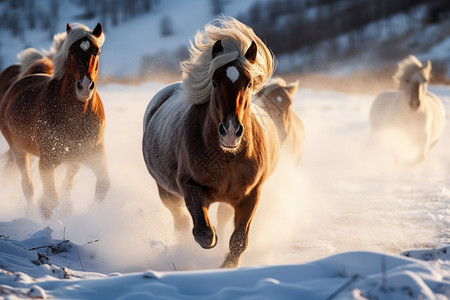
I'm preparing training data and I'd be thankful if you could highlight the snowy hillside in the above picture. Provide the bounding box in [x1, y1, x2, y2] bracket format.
[1, 0, 450, 79]
[0, 0, 260, 78]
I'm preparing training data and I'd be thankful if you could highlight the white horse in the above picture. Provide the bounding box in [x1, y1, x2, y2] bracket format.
[369, 55, 446, 165]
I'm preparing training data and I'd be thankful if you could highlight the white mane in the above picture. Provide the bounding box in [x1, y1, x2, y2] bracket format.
[52, 24, 105, 80]
[181, 17, 276, 105]
[47, 31, 68, 58]
[393, 55, 431, 90]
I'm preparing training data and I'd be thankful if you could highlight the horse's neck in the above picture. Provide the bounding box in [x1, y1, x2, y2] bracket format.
[54, 75, 103, 116]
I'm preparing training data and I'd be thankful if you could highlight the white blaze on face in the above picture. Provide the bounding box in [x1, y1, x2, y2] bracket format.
[226, 66, 239, 83]
[80, 40, 91, 51]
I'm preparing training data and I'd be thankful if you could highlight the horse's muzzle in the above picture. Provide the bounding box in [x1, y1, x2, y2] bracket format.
[218, 119, 244, 150]
[76, 75, 95, 102]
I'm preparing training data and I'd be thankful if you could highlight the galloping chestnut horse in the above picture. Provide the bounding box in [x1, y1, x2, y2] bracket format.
[143, 17, 279, 268]
[0, 23, 110, 219]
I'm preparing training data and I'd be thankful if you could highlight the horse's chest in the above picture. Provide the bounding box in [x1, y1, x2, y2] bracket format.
[192, 151, 260, 201]
[37, 112, 102, 159]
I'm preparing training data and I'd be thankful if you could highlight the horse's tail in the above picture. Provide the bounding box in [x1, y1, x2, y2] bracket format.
[0, 149, 15, 172]
[17, 48, 45, 76]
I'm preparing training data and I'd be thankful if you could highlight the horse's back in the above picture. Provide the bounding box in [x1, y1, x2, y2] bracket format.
[1, 74, 51, 125]
[21, 58, 53, 77]
[143, 82, 181, 130]
[0, 74, 51, 154]
[2, 74, 51, 106]
[143, 82, 188, 193]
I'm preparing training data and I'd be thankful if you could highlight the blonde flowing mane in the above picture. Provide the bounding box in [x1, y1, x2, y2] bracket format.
[393, 55, 431, 90]
[48, 31, 68, 59]
[53, 24, 105, 80]
[181, 17, 276, 104]
[16, 31, 68, 77]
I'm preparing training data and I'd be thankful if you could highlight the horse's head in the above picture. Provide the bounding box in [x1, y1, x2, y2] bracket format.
[210, 40, 257, 151]
[408, 60, 431, 110]
[394, 55, 431, 110]
[256, 79, 298, 142]
[66, 23, 103, 102]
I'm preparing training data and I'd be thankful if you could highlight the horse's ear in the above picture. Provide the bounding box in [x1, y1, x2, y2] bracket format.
[212, 40, 223, 59]
[285, 81, 299, 96]
[93, 23, 103, 37]
[245, 41, 257, 64]
[66, 23, 72, 33]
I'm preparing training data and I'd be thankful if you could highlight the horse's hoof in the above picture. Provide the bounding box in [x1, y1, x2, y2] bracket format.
[39, 196, 59, 220]
[39, 205, 54, 220]
[194, 227, 217, 249]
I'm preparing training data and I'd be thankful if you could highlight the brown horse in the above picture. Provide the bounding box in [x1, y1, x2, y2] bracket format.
[143, 17, 279, 268]
[0, 23, 110, 219]
[254, 77, 305, 164]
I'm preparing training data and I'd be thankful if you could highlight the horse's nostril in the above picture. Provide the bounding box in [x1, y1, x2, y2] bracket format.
[235, 124, 244, 137]
[76, 80, 82, 90]
[89, 81, 95, 90]
[218, 123, 227, 136]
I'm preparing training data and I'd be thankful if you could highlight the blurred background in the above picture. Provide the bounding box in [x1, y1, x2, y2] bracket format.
[1, 0, 449, 92]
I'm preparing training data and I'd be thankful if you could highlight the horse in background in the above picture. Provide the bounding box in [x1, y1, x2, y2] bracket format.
[143, 17, 279, 268]
[254, 77, 305, 165]
[369, 55, 445, 165]
[0, 23, 110, 219]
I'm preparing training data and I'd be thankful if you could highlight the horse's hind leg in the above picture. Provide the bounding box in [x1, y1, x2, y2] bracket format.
[157, 184, 189, 231]
[11, 147, 34, 203]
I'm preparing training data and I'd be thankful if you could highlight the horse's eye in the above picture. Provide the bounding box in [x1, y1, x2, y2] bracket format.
[212, 81, 217, 88]
[247, 82, 252, 90]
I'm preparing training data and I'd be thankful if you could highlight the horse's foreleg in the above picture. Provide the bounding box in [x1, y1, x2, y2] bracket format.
[157, 184, 190, 231]
[184, 180, 217, 249]
[221, 188, 260, 268]
[59, 162, 82, 217]
[62, 162, 81, 197]
[12, 148, 34, 203]
[39, 158, 59, 219]
[87, 147, 110, 203]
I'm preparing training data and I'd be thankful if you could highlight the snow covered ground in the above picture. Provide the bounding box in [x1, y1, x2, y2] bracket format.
[1, 82, 450, 299]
